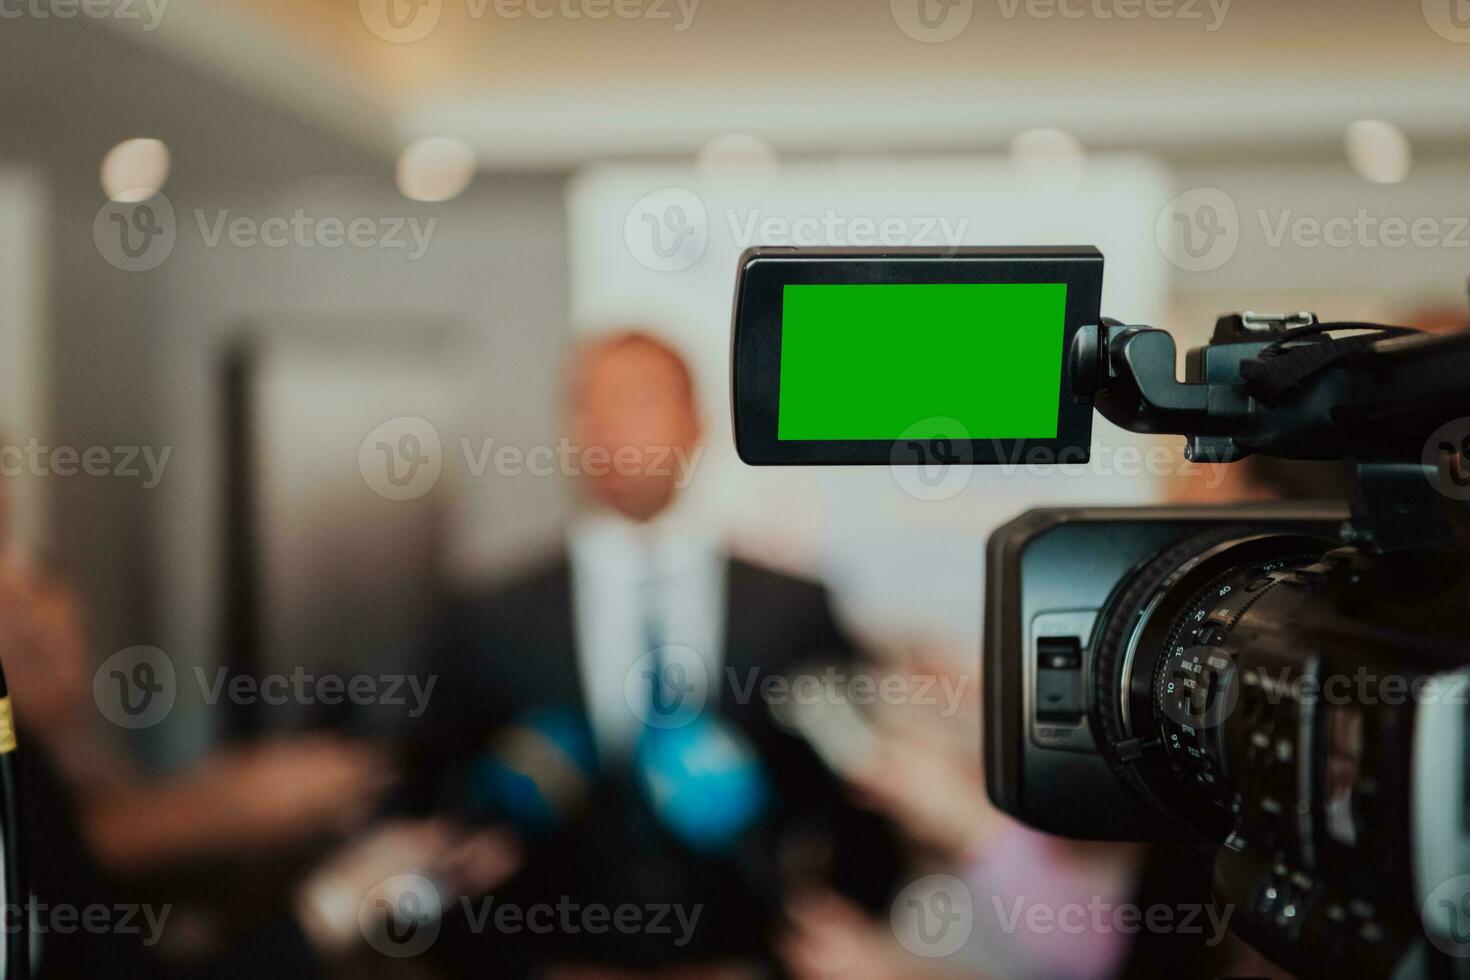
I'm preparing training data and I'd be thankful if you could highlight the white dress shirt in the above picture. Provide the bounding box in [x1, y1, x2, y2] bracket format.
[568, 506, 726, 757]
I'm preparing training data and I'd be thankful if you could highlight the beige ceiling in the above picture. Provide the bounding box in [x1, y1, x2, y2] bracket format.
[166, 0, 1470, 165]
[223, 0, 1461, 96]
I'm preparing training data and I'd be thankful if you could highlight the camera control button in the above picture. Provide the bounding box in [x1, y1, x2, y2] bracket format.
[1035, 636, 1084, 723]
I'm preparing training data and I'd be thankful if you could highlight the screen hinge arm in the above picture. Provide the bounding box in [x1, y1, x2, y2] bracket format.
[1074, 322, 1249, 458]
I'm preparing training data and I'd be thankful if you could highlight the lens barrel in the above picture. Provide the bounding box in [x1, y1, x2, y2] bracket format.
[1092, 532, 1336, 836]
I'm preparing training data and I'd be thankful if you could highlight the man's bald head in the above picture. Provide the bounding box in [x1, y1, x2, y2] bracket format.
[567, 331, 702, 522]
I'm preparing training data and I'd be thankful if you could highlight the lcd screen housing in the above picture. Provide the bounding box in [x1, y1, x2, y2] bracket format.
[731, 246, 1102, 465]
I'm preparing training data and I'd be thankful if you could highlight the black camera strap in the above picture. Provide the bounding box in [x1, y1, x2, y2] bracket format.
[1239, 322, 1418, 405]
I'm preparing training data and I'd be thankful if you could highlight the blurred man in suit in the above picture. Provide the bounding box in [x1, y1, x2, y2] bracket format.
[413, 330, 899, 976]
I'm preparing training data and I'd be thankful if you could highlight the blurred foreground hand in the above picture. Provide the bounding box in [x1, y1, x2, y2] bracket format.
[86, 735, 396, 873]
[846, 718, 1002, 862]
[296, 819, 521, 955]
[0, 559, 90, 738]
[199, 736, 395, 843]
[0, 556, 399, 873]
[780, 891, 964, 980]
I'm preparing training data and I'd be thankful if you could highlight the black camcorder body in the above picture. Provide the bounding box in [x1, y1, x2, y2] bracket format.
[728, 245, 1470, 979]
[985, 504, 1469, 978]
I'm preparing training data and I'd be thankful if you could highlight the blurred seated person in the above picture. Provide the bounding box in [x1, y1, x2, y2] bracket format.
[15, 728, 515, 979]
[405, 330, 901, 975]
[0, 553, 389, 876]
[0, 500, 518, 975]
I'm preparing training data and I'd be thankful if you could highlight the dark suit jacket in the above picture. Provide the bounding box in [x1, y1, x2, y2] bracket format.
[405, 551, 901, 974]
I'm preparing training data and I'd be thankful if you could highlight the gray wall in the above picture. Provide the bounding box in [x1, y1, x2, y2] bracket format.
[3, 20, 574, 765]
[134, 175, 573, 760]
[0, 168, 49, 557]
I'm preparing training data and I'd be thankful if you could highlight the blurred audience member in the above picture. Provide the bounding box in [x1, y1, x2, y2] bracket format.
[780, 654, 1140, 980]
[0, 547, 516, 974]
[0, 554, 390, 874]
[15, 723, 516, 979]
[1400, 301, 1470, 335]
[0, 482, 525, 974]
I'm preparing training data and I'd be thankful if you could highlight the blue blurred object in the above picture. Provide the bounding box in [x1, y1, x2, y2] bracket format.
[636, 716, 771, 852]
[466, 707, 598, 834]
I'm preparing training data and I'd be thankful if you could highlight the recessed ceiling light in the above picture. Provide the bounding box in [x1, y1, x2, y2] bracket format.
[1345, 120, 1411, 184]
[1009, 128, 1086, 190]
[101, 138, 170, 202]
[396, 137, 477, 203]
[696, 133, 780, 185]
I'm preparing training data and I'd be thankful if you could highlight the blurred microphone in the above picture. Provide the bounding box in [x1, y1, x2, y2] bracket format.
[635, 714, 770, 851]
[635, 715, 780, 910]
[461, 707, 598, 836]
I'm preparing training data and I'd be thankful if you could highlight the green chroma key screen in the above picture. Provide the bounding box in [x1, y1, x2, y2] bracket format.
[776, 282, 1068, 441]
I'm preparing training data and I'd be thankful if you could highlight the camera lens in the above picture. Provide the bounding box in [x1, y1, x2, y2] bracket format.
[1091, 531, 1335, 837]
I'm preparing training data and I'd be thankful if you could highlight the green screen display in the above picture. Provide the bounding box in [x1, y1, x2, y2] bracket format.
[777, 282, 1068, 441]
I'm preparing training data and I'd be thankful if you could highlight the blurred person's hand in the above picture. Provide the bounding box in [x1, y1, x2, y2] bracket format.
[845, 716, 1003, 862]
[200, 735, 395, 842]
[779, 891, 959, 980]
[295, 818, 521, 955]
[0, 561, 403, 874]
[545, 964, 763, 980]
[0, 560, 89, 738]
[85, 734, 396, 873]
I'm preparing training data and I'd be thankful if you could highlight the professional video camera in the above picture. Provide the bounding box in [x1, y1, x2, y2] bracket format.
[728, 245, 1470, 979]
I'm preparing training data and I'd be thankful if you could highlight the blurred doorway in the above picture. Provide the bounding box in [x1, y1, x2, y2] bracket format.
[222, 323, 459, 737]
